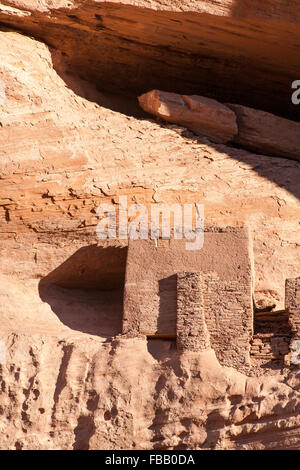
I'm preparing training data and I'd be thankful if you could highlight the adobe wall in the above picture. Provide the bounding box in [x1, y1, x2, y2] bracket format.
[123, 227, 254, 367]
[251, 310, 291, 361]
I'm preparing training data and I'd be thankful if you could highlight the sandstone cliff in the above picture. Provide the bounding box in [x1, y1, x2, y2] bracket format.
[0, 0, 300, 450]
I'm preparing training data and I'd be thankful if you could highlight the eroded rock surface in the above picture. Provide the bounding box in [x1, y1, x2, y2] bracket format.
[0, 1, 300, 450]
[229, 104, 300, 162]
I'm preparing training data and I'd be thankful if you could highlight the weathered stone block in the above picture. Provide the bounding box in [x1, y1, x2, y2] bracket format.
[123, 227, 253, 367]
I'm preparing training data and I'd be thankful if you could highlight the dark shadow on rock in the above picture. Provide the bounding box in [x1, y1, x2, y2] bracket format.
[147, 338, 176, 361]
[39, 245, 127, 338]
[158, 275, 177, 335]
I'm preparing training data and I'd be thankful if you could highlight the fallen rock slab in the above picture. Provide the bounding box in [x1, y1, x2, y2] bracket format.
[138, 89, 238, 143]
[139, 90, 300, 162]
[228, 104, 300, 162]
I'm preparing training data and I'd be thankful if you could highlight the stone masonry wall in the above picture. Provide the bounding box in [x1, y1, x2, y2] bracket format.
[203, 273, 253, 369]
[286, 278, 300, 339]
[176, 272, 210, 351]
[251, 334, 290, 359]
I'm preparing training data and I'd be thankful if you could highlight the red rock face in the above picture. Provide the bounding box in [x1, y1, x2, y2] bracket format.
[0, 0, 300, 451]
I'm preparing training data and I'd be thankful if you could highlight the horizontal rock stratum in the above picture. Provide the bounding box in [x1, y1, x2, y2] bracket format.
[139, 90, 300, 162]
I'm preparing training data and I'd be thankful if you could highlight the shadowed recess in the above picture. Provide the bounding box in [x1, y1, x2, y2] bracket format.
[39, 245, 127, 337]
